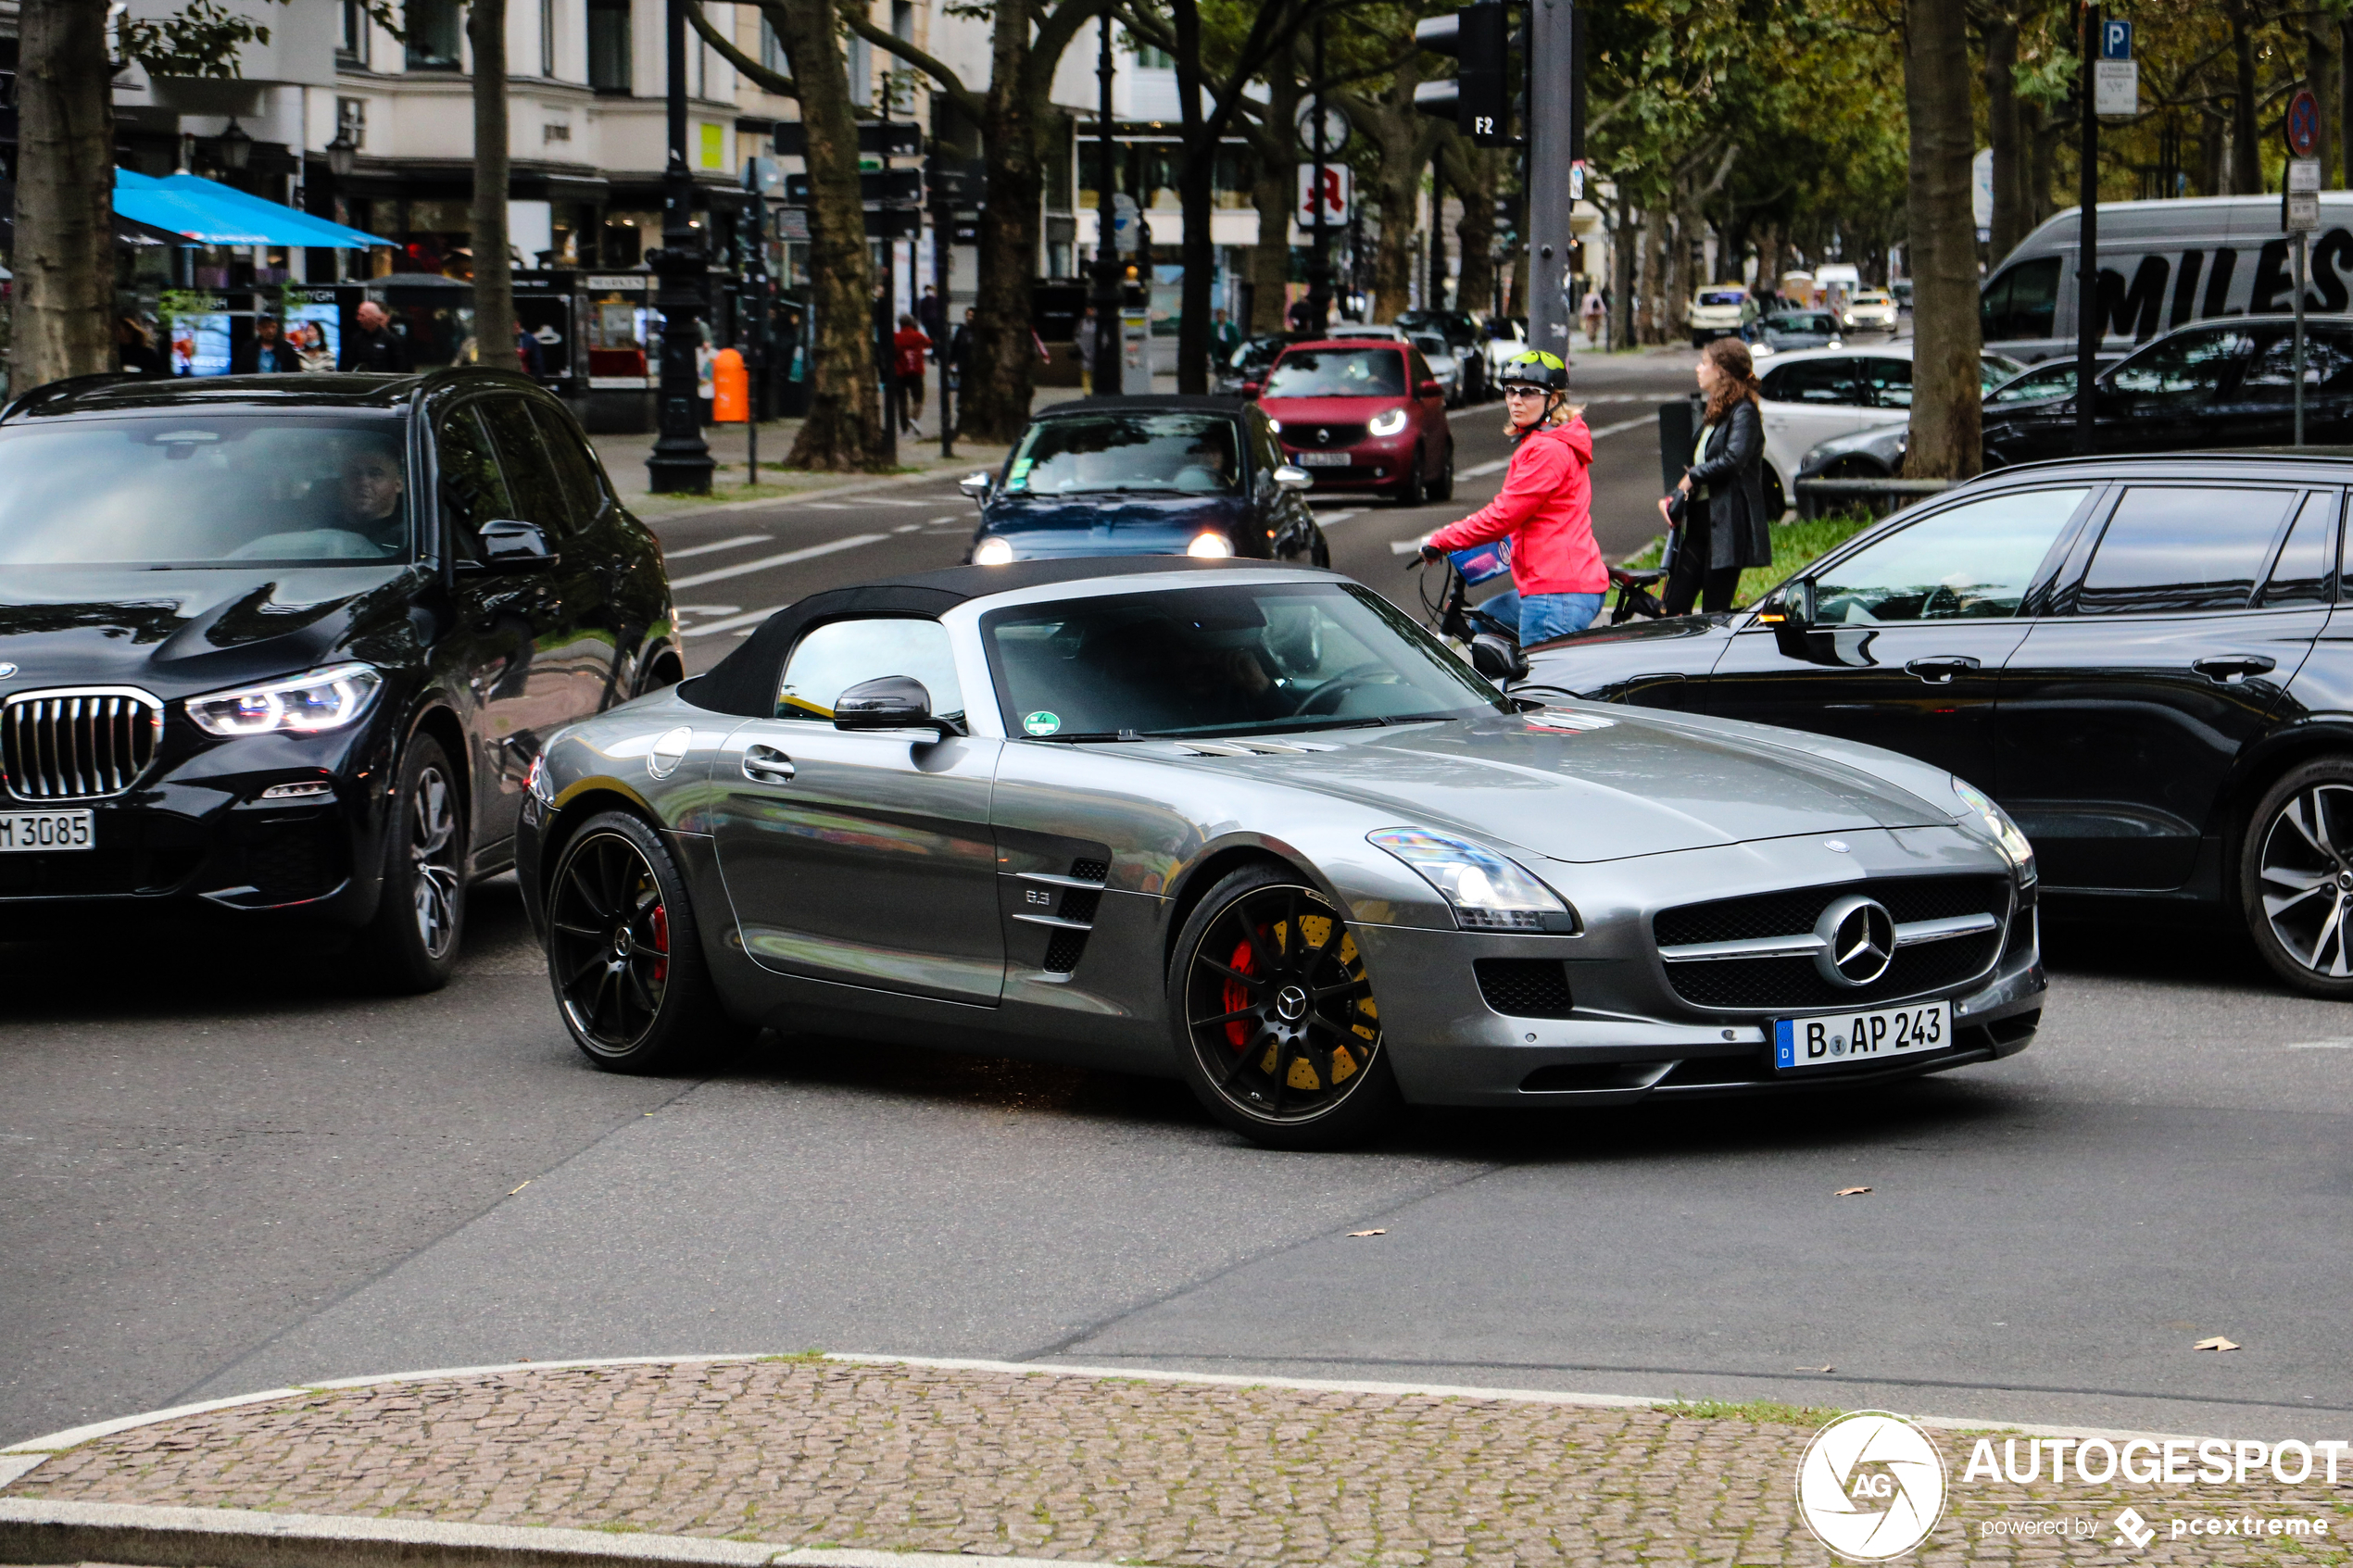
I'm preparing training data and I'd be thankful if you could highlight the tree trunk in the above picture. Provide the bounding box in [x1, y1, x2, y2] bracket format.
[1171, 0, 1214, 394]
[1639, 204, 1668, 343]
[772, 0, 885, 470]
[13, 0, 115, 393]
[1609, 182, 1633, 348]
[1246, 76, 1302, 335]
[468, 0, 516, 370]
[2233, 5, 2261, 194]
[962, 2, 1044, 442]
[1903, 0, 1980, 481]
[1755, 222, 1780, 299]
[1450, 144, 1497, 321]
[1985, 12, 2032, 262]
[1340, 66, 1438, 327]
[2310, 21, 2340, 189]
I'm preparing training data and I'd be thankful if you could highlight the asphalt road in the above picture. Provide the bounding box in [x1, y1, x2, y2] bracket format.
[9, 349, 2347, 1453]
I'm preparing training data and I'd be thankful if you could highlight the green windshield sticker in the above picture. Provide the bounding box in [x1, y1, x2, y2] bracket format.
[1023, 710, 1061, 736]
[1010, 458, 1033, 476]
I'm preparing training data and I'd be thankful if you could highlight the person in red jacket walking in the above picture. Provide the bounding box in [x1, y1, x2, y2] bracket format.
[892, 314, 932, 436]
[1419, 350, 1605, 646]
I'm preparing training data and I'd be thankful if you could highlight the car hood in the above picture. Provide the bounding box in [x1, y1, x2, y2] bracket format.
[1261, 395, 1406, 425]
[0, 564, 422, 699]
[1199, 711, 1954, 864]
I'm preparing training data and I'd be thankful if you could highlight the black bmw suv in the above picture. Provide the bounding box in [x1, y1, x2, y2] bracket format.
[1526, 452, 2353, 997]
[0, 369, 678, 989]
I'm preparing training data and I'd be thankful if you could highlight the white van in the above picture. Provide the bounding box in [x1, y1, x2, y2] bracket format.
[1982, 194, 2353, 363]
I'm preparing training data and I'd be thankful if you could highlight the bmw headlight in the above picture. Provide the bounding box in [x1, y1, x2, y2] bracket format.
[972, 535, 1016, 566]
[187, 662, 383, 737]
[1367, 407, 1411, 437]
[1951, 777, 2035, 883]
[1369, 827, 1577, 932]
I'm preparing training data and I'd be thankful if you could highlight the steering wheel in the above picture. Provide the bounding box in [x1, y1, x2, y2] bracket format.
[1297, 661, 1398, 716]
[1920, 583, 1964, 620]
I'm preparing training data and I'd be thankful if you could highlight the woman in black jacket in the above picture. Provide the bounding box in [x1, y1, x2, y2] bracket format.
[1658, 336, 1773, 615]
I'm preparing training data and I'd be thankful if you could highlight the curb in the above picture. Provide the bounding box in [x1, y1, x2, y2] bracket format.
[0, 1349, 2207, 1568]
[631, 465, 989, 525]
[0, 1499, 1118, 1568]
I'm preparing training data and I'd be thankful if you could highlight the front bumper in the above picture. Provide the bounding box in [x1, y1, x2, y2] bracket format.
[1278, 433, 1417, 490]
[0, 719, 396, 934]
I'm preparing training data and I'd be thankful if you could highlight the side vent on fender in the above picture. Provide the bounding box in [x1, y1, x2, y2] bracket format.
[1015, 858, 1112, 974]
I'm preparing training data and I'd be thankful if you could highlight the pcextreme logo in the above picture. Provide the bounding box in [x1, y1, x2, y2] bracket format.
[1795, 1411, 1950, 1561]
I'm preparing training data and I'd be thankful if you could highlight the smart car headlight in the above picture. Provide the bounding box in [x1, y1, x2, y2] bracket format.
[972, 535, 1016, 566]
[1367, 408, 1411, 437]
[187, 662, 383, 736]
[1951, 777, 2035, 883]
[1368, 827, 1575, 931]
[1187, 532, 1235, 558]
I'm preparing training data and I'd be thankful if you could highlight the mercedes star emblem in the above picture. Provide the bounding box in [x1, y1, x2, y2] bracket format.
[1812, 895, 1895, 988]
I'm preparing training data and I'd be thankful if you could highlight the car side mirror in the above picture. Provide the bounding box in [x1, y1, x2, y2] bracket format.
[1417, 379, 1442, 400]
[958, 470, 993, 500]
[1468, 633, 1530, 684]
[475, 517, 559, 571]
[1272, 464, 1314, 492]
[832, 675, 960, 739]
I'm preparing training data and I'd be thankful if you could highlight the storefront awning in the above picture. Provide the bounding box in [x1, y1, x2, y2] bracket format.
[113, 169, 391, 248]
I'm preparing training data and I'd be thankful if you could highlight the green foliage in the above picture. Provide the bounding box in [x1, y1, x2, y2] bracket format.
[1655, 1396, 1844, 1425]
[119, 0, 402, 79]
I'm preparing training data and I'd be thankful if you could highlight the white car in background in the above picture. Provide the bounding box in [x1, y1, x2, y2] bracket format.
[1843, 289, 1899, 333]
[1407, 332, 1466, 405]
[1480, 316, 1530, 381]
[1754, 345, 2026, 518]
[1327, 324, 1408, 341]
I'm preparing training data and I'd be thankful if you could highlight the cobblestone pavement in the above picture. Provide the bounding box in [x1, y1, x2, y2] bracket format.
[6, 1361, 2347, 1567]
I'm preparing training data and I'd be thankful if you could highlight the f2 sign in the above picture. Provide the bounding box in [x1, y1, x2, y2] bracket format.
[1296, 164, 1352, 226]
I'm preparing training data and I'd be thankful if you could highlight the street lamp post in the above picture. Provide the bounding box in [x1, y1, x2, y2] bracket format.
[324, 127, 358, 283]
[1091, 17, 1123, 398]
[647, 0, 714, 495]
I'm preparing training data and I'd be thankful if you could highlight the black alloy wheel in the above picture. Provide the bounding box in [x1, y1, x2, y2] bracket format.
[546, 809, 740, 1071]
[1168, 864, 1400, 1148]
[358, 734, 466, 993]
[2243, 758, 2353, 997]
[1398, 445, 1428, 508]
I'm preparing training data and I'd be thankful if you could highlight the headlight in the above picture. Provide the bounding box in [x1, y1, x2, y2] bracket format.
[1265, 418, 1282, 433]
[187, 662, 382, 737]
[525, 753, 555, 806]
[1367, 408, 1410, 437]
[1368, 827, 1575, 931]
[972, 535, 1016, 566]
[1951, 777, 2035, 883]
[1187, 532, 1234, 558]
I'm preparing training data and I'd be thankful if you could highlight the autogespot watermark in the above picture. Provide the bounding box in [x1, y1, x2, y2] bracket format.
[1793, 1413, 2346, 1561]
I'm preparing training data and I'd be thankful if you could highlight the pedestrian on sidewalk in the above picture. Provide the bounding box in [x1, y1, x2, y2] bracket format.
[893, 314, 932, 437]
[339, 300, 413, 373]
[1419, 351, 1605, 646]
[1658, 337, 1770, 616]
[949, 307, 975, 389]
[1580, 287, 1605, 348]
[1212, 307, 1241, 361]
[917, 284, 946, 356]
[1076, 306, 1100, 395]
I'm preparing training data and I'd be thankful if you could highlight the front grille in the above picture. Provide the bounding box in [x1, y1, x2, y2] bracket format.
[1290, 424, 1368, 448]
[1475, 958, 1576, 1017]
[3, 688, 163, 801]
[1655, 875, 2011, 1013]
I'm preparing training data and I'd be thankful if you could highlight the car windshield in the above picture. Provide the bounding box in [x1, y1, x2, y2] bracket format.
[1410, 333, 1452, 359]
[1265, 348, 1406, 397]
[1768, 313, 1839, 333]
[982, 581, 1509, 739]
[0, 415, 410, 567]
[1697, 291, 1747, 307]
[1856, 292, 1892, 306]
[1004, 413, 1241, 496]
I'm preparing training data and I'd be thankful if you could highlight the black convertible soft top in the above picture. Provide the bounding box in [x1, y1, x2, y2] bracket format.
[682, 556, 1315, 717]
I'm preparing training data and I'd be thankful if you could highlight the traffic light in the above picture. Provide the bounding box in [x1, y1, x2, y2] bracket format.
[1414, 1, 1514, 145]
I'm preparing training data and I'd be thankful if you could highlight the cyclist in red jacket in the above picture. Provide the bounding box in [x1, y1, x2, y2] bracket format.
[1420, 351, 1605, 646]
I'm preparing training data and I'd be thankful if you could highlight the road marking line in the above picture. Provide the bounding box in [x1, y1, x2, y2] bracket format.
[1390, 539, 1428, 556]
[1589, 414, 1655, 439]
[928, 514, 960, 524]
[668, 533, 887, 589]
[893, 522, 922, 533]
[1312, 508, 1364, 525]
[2285, 1038, 2353, 1048]
[672, 604, 742, 618]
[799, 502, 851, 509]
[1459, 458, 1510, 479]
[682, 606, 786, 637]
[661, 533, 770, 560]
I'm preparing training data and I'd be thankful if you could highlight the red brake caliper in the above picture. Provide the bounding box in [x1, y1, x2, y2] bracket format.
[648, 902, 671, 984]
[1222, 937, 1256, 1049]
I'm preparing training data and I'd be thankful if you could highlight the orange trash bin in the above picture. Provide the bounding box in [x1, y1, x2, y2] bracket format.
[711, 347, 749, 423]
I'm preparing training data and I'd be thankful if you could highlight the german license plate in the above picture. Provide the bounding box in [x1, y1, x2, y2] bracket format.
[1294, 451, 1352, 467]
[0, 809, 94, 852]
[1772, 1001, 1950, 1071]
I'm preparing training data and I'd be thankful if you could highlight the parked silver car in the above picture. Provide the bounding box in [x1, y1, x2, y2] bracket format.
[520, 561, 2044, 1148]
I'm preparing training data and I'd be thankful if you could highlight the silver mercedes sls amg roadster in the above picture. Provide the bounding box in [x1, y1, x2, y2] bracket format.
[518, 559, 2045, 1148]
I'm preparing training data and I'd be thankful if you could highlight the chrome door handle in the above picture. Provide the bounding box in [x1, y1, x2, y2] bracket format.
[2192, 655, 2278, 683]
[741, 745, 796, 783]
[1904, 656, 1982, 684]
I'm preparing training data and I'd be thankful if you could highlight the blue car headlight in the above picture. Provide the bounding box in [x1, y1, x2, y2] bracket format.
[1369, 827, 1577, 931]
[187, 662, 383, 737]
[1951, 777, 2035, 883]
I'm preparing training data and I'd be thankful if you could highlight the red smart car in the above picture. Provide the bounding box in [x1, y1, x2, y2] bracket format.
[1251, 338, 1455, 504]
